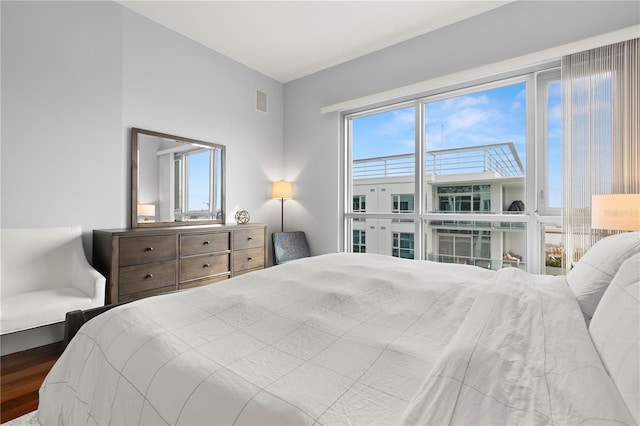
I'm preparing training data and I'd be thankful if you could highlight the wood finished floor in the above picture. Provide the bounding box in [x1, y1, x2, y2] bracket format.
[1, 342, 64, 423]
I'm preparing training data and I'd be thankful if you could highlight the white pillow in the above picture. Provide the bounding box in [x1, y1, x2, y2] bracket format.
[589, 253, 639, 424]
[567, 231, 640, 321]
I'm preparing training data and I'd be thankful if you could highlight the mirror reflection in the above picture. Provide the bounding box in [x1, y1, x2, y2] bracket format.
[132, 128, 225, 227]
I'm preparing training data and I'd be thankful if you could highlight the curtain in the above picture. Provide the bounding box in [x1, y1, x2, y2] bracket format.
[562, 38, 639, 266]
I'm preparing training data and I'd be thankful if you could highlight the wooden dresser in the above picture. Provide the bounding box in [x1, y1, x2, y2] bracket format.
[93, 223, 267, 304]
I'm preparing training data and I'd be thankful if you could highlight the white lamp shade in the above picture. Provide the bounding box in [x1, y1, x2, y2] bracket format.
[272, 181, 293, 199]
[591, 194, 640, 231]
[137, 204, 156, 217]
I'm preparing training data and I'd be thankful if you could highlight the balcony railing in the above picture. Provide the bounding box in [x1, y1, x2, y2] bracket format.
[427, 253, 526, 271]
[426, 219, 526, 230]
[353, 142, 524, 179]
[353, 154, 415, 178]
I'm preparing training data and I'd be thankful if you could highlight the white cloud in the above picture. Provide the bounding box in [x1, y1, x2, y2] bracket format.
[441, 94, 489, 110]
[393, 109, 415, 124]
[448, 108, 490, 129]
[548, 104, 562, 121]
[375, 108, 415, 137]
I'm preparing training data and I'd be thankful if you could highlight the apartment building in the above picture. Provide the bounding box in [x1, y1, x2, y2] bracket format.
[352, 142, 527, 270]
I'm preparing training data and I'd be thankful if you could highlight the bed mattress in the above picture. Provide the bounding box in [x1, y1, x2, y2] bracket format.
[38, 253, 635, 425]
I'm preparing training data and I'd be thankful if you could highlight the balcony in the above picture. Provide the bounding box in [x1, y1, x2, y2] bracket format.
[427, 252, 526, 271]
[427, 219, 526, 230]
[353, 142, 524, 179]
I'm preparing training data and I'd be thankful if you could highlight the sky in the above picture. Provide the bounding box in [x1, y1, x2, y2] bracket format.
[187, 150, 212, 212]
[352, 82, 527, 160]
[351, 81, 563, 207]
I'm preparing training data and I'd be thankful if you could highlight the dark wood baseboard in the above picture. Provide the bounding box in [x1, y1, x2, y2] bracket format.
[1, 342, 64, 423]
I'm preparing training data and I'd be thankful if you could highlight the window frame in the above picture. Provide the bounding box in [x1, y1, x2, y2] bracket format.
[343, 64, 560, 273]
[536, 69, 562, 217]
[178, 148, 216, 220]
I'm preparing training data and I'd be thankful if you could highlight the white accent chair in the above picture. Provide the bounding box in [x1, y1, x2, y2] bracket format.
[1, 226, 105, 335]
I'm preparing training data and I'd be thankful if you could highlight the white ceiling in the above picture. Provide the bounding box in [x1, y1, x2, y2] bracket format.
[118, 1, 512, 83]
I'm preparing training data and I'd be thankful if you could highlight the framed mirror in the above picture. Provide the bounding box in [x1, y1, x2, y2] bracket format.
[131, 128, 225, 228]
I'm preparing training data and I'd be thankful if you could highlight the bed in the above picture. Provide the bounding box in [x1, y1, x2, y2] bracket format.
[38, 232, 640, 425]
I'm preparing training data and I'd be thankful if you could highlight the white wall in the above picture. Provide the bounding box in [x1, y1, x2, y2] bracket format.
[1, 2, 285, 254]
[1, 1, 124, 242]
[283, 1, 640, 255]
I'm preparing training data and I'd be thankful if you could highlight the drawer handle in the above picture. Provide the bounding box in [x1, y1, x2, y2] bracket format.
[203, 241, 210, 245]
[144, 274, 154, 279]
[145, 247, 154, 252]
[247, 257, 253, 261]
[203, 263, 210, 268]
[247, 237, 253, 240]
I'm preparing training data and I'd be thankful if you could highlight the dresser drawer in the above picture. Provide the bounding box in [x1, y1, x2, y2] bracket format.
[120, 235, 176, 266]
[119, 260, 176, 296]
[179, 274, 228, 290]
[233, 247, 265, 273]
[181, 232, 230, 257]
[233, 228, 264, 250]
[180, 253, 230, 282]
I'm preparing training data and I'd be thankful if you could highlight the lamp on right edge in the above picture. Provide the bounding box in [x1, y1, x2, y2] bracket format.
[591, 194, 640, 231]
[272, 181, 293, 232]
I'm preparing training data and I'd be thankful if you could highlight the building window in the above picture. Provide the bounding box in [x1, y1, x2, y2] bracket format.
[436, 230, 491, 267]
[392, 232, 414, 259]
[392, 194, 414, 213]
[353, 195, 366, 212]
[353, 230, 366, 253]
[436, 185, 491, 213]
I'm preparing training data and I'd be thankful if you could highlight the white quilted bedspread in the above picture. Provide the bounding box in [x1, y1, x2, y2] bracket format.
[38, 253, 635, 425]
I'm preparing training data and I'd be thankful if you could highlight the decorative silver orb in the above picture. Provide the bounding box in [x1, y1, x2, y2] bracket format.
[235, 210, 250, 224]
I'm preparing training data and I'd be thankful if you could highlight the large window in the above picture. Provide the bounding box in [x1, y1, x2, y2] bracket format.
[346, 68, 559, 273]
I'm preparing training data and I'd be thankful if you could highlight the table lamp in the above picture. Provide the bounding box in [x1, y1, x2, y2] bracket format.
[138, 204, 156, 222]
[591, 194, 640, 231]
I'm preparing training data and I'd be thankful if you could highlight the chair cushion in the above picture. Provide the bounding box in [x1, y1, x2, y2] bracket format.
[0, 288, 94, 334]
[273, 232, 310, 264]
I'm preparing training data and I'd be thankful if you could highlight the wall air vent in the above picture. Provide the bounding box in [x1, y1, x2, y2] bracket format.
[256, 90, 267, 113]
